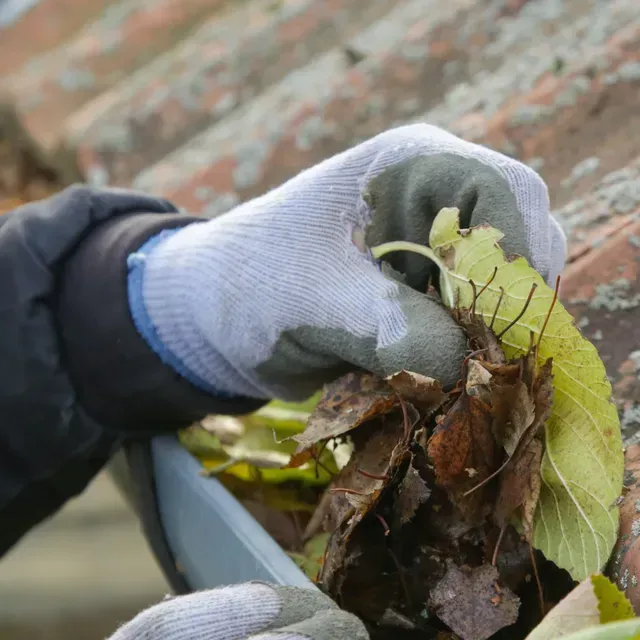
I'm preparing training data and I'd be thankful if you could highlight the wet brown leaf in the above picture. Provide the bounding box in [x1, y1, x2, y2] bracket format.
[430, 561, 520, 640]
[495, 437, 543, 536]
[386, 370, 447, 411]
[306, 417, 409, 539]
[466, 359, 493, 402]
[427, 392, 499, 523]
[292, 373, 399, 450]
[494, 360, 553, 535]
[491, 379, 535, 457]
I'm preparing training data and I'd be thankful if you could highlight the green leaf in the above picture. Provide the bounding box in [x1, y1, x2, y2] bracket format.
[372, 207, 624, 581]
[551, 619, 640, 640]
[287, 533, 330, 580]
[180, 400, 347, 486]
[525, 574, 635, 640]
[592, 573, 635, 623]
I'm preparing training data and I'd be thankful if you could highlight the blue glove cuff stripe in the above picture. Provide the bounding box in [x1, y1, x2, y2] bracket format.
[127, 230, 235, 399]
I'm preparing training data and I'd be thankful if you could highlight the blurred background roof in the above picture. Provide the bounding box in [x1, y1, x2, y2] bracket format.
[1, 0, 639, 637]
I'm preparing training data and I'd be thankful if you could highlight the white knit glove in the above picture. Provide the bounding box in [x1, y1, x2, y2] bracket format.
[127, 124, 566, 401]
[108, 583, 367, 640]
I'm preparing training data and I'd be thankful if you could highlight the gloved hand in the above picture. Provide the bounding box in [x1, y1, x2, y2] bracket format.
[129, 124, 566, 401]
[109, 583, 368, 640]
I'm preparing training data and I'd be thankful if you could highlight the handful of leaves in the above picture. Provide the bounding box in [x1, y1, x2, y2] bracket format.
[182, 208, 627, 640]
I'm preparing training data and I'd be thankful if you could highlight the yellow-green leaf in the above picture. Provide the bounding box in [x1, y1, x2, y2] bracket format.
[526, 574, 634, 640]
[560, 619, 640, 640]
[287, 533, 330, 580]
[592, 573, 635, 623]
[179, 401, 346, 486]
[372, 207, 624, 581]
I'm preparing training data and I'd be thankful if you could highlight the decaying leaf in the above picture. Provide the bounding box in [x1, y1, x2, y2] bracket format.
[292, 373, 400, 450]
[429, 561, 520, 640]
[494, 360, 554, 536]
[373, 207, 624, 580]
[305, 416, 409, 540]
[393, 460, 431, 526]
[465, 359, 493, 402]
[386, 370, 446, 410]
[525, 574, 635, 640]
[490, 379, 535, 458]
[427, 390, 499, 523]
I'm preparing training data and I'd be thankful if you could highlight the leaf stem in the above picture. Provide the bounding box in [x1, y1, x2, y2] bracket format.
[536, 275, 561, 354]
[495, 283, 538, 340]
[371, 241, 455, 308]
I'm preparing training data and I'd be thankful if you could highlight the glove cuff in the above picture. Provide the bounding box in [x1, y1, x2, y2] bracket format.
[56, 212, 265, 432]
[127, 228, 236, 398]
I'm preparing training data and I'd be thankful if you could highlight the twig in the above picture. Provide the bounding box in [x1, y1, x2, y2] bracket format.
[375, 513, 391, 536]
[495, 283, 537, 340]
[357, 468, 389, 481]
[463, 457, 510, 496]
[529, 541, 546, 618]
[470, 279, 478, 317]
[490, 287, 505, 330]
[536, 275, 561, 353]
[329, 487, 369, 496]
[312, 441, 333, 480]
[492, 524, 508, 566]
[387, 548, 413, 609]
[397, 394, 412, 440]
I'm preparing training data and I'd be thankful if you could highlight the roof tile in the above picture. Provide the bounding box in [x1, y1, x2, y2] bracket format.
[4, 0, 229, 148]
[64, 0, 401, 185]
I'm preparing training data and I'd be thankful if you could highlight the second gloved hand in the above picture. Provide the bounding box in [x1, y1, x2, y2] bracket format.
[127, 124, 566, 401]
[109, 583, 368, 640]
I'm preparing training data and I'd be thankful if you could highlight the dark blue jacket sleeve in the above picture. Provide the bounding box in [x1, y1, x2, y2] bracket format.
[0, 185, 261, 557]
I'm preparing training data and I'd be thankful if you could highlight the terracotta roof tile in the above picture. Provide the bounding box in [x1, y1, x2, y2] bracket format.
[63, 0, 401, 186]
[4, 0, 229, 148]
[129, 0, 512, 210]
[1, 0, 639, 264]
[0, 0, 105, 76]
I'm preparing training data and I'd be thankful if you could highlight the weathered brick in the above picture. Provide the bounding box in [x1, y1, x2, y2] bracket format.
[421, 0, 640, 207]
[0, 0, 108, 77]
[64, 0, 401, 185]
[129, 0, 517, 210]
[5, 0, 228, 149]
[552, 155, 640, 260]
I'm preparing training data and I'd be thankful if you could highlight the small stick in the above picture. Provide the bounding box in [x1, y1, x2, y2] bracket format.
[329, 487, 369, 496]
[492, 524, 508, 566]
[397, 394, 412, 440]
[463, 457, 510, 496]
[490, 287, 505, 329]
[495, 283, 537, 340]
[536, 275, 561, 353]
[529, 541, 546, 618]
[357, 468, 388, 481]
[470, 279, 478, 317]
[387, 548, 413, 608]
[312, 440, 331, 479]
[375, 513, 391, 536]
[476, 267, 498, 301]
